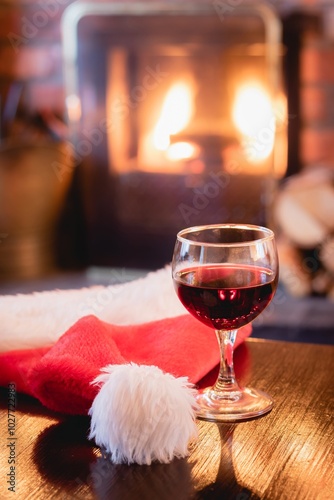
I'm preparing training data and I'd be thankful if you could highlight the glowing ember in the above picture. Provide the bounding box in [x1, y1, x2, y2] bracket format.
[166, 141, 197, 161]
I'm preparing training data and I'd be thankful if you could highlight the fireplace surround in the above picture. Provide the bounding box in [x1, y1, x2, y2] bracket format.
[61, 1, 285, 269]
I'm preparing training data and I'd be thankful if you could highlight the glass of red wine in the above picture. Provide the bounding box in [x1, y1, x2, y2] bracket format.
[172, 223, 278, 422]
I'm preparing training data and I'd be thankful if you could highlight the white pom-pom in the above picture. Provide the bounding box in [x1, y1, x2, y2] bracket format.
[88, 363, 198, 465]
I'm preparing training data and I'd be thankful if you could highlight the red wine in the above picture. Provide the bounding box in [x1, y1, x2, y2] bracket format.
[174, 264, 277, 330]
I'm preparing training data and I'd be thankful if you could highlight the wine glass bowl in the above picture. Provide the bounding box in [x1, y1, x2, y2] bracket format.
[172, 223, 278, 422]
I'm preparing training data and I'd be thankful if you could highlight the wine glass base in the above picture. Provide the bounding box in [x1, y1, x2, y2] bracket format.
[195, 387, 273, 423]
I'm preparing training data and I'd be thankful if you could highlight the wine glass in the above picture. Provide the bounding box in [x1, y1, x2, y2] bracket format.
[172, 223, 278, 422]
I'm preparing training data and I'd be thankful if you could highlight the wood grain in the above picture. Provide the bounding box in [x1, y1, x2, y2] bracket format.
[0, 339, 333, 500]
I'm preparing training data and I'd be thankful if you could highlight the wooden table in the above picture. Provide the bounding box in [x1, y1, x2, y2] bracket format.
[0, 339, 333, 500]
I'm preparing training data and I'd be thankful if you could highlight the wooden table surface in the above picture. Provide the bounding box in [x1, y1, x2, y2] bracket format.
[0, 338, 333, 500]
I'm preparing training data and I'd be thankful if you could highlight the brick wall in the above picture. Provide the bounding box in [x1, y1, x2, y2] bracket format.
[0, 0, 333, 171]
[0, 0, 69, 118]
[300, 30, 334, 168]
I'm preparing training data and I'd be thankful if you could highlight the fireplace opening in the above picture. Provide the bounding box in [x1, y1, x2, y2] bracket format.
[62, 2, 286, 269]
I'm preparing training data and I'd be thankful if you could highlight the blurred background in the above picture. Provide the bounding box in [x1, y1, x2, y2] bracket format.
[0, 0, 333, 343]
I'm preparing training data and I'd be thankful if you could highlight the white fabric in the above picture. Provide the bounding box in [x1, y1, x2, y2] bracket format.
[0, 266, 185, 352]
[89, 363, 198, 465]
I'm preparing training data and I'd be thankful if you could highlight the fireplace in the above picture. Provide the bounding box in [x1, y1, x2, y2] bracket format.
[61, 1, 286, 269]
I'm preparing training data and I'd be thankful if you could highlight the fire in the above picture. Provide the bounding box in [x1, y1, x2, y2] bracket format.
[152, 82, 195, 161]
[153, 82, 193, 149]
[166, 141, 197, 161]
[232, 84, 275, 163]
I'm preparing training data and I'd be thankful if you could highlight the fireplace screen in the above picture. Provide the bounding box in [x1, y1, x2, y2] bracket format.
[61, 2, 286, 268]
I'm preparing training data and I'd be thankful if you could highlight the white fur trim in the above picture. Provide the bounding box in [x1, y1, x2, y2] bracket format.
[0, 266, 185, 352]
[88, 363, 198, 465]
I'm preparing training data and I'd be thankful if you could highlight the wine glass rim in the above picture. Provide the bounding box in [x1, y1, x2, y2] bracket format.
[176, 223, 275, 246]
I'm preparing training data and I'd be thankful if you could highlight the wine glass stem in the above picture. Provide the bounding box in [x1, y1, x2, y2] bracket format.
[213, 329, 241, 394]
